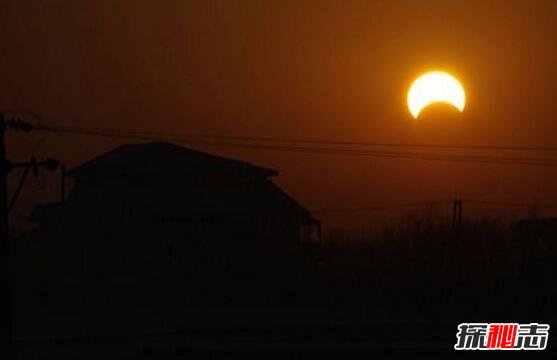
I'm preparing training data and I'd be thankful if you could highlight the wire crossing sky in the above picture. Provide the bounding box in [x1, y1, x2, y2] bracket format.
[28, 123, 557, 167]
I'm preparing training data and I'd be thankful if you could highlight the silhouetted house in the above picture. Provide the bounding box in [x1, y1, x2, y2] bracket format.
[29, 142, 320, 276]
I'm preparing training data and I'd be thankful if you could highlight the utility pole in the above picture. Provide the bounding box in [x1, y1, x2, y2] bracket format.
[452, 198, 463, 230]
[60, 165, 66, 202]
[0, 113, 11, 360]
[1, 113, 43, 359]
[458, 200, 463, 227]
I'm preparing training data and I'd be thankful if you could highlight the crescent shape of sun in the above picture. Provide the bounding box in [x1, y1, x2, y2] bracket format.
[407, 71, 466, 119]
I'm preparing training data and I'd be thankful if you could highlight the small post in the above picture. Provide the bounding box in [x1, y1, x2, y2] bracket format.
[61, 164, 66, 202]
[452, 199, 458, 229]
[457, 200, 463, 227]
[452, 199, 463, 231]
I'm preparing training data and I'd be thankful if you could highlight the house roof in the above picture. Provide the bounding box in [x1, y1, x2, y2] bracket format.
[66, 142, 278, 179]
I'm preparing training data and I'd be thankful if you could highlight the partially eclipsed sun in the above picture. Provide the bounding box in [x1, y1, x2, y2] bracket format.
[407, 71, 466, 119]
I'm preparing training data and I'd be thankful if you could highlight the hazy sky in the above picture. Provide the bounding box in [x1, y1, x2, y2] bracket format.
[2, 0, 557, 231]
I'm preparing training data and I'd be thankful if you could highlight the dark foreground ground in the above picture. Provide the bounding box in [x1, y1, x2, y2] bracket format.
[12, 218, 557, 358]
[13, 319, 557, 359]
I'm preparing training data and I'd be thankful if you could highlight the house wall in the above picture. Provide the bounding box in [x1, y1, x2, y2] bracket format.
[32, 177, 311, 277]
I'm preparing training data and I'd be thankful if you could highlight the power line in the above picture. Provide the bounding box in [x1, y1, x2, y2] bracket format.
[31, 124, 557, 167]
[34, 123, 557, 152]
[313, 201, 451, 214]
[312, 199, 557, 215]
[465, 200, 557, 210]
[9, 116, 557, 214]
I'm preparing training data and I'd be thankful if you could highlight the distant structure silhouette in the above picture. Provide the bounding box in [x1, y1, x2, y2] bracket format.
[20, 141, 321, 313]
[31, 140, 320, 250]
[514, 217, 557, 274]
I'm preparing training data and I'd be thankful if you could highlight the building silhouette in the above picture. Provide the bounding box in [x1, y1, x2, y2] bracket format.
[20, 142, 321, 311]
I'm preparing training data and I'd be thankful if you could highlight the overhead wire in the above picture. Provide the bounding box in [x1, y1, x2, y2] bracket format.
[313, 200, 451, 214]
[31, 124, 557, 167]
[8, 117, 557, 216]
[33, 123, 557, 151]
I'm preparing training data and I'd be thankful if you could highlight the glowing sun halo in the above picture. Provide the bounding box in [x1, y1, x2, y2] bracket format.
[407, 71, 466, 119]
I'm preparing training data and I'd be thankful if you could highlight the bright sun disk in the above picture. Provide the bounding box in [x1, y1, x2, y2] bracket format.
[407, 71, 466, 119]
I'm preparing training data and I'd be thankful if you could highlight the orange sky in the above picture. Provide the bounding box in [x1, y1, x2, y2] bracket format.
[2, 0, 557, 232]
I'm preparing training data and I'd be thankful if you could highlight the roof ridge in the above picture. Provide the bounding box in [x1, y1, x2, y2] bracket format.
[66, 141, 278, 178]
